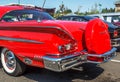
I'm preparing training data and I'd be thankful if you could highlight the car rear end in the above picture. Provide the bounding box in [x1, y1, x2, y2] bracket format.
[42, 19, 117, 72]
[110, 27, 120, 47]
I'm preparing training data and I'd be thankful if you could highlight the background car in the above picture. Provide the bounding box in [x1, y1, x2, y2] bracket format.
[57, 15, 120, 49]
[88, 13, 120, 26]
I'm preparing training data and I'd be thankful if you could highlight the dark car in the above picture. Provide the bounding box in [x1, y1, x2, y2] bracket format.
[57, 15, 120, 48]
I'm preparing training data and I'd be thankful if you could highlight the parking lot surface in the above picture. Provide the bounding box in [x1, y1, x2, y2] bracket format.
[0, 52, 120, 82]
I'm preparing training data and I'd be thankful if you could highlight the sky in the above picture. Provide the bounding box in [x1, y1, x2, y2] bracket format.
[0, 0, 116, 12]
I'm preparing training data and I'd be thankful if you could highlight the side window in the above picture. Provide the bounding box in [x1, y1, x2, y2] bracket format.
[2, 14, 19, 22]
[72, 17, 79, 21]
[72, 17, 87, 22]
[79, 17, 87, 22]
[19, 14, 33, 21]
[105, 16, 112, 22]
[62, 17, 71, 21]
[112, 16, 120, 22]
[104, 15, 120, 23]
[2, 12, 34, 22]
[1, 10, 53, 22]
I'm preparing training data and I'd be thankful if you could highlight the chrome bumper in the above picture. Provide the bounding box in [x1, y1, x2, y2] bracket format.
[43, 52, 87, 72]
[111, 38, 120, 47]
[43, 48, 117, 72]
[87, 48, 117, 64]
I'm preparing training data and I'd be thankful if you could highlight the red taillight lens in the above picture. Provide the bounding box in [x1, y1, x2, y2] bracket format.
[87, 56, 104, 62]
[114, 30, 118, 37]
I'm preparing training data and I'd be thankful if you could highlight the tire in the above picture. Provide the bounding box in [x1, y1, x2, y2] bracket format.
[1, 48, 26, 76]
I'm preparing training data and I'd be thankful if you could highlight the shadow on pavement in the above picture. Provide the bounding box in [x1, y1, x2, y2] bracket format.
[24, 63, 104, 82]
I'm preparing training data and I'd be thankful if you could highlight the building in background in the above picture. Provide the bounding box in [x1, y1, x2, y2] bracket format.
[115, 0, 120, 12]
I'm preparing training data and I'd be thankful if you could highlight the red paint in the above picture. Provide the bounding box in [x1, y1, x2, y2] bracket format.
[85, 19, 111, 54]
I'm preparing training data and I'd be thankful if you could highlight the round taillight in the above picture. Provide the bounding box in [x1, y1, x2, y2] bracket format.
[58, 44, 72, 53]
[114, 30, 118, 37]
[58, 45, 65, 53]
[65, 44, 71, 51]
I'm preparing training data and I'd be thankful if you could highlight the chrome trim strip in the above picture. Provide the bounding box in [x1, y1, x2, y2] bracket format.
[111, 38, 120, 41]
[87, 48, 117, 64]
[87, 48, 117, 57]
[0, 36, 43, 44]
[111, 38, 120, 47]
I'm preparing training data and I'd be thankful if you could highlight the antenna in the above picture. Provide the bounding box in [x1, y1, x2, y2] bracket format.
[42, 0, 46, 8]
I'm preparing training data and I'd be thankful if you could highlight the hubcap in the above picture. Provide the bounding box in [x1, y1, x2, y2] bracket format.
[1, 48, 16, 73]
[5, 51, 16, 70]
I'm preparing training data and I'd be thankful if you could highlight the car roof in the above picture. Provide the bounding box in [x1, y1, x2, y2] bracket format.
[0, 6, 24, 18]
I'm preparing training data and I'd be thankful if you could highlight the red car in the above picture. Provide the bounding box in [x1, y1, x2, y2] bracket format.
[0, 5, 117, 76]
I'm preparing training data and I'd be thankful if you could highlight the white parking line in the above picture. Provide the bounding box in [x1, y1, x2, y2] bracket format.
[111, 59, 120, 63]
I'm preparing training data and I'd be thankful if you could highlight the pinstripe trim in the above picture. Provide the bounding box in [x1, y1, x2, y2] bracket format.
[0, 36, 44, 44]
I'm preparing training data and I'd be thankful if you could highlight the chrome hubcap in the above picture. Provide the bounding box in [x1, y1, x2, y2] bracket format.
[4, 51, 16, 70]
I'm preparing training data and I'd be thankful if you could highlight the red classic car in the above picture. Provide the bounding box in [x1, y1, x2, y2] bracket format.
[0, 5, 117, 76]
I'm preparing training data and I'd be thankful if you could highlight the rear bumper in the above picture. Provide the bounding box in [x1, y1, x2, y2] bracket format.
[43, 48, 117, 72]
[111, 38, 120, 47]
[87, 48, 117, 64]
[43, 52, 87, 72]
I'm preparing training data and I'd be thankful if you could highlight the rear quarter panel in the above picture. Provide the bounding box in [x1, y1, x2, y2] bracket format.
[0, 22, 70, 67]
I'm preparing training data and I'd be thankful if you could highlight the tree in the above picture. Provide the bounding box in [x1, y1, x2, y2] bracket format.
[64, 8, 72, 14]
[55, 1, 72, 17]
[102, 8, 115, 13]
[59, 1, 65, 14]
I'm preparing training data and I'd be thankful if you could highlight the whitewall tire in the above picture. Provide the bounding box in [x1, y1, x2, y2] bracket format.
[1, 48, 26, 76]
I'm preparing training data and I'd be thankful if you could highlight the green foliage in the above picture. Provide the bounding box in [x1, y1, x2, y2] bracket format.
[102, 8, 115, 13]
[54, 2, 115, 17]
[54, 2, 72, 18]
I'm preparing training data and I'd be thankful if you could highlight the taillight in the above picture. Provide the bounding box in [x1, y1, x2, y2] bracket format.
[114, 30, 118, 37]
[58, 43, 77, 53]
[58, 45, 66, 53]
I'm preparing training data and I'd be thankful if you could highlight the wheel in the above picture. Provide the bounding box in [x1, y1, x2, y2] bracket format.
[1, 48, 26, 76]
